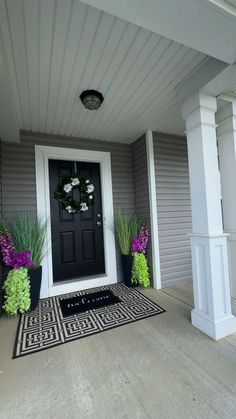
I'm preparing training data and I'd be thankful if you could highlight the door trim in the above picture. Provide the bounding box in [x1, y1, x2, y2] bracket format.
[35, 145, 117, 298]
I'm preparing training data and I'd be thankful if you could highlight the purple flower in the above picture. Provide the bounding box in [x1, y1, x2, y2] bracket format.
[131, 226, 150, 254]
[0, 232, 33, 268]
[0, 233, 15, 266]
[10, 249, 33, 269]
[131, 236, 142, 253]
[139, 226, 150, 254]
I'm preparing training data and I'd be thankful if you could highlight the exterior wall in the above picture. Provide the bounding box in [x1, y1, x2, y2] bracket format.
[0, 141, 2, 220]
[0, 140, 2, 315]
[1, 131, 136, 280]
[132, 135, 152, 281]
[132, 135, 150, 222]
[153, 133, 192, 287]
[1, 130, 193, 287]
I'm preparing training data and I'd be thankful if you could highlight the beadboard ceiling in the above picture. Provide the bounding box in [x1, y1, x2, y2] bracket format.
[0, 0, 209, 143]
[225, 86, 236, 96]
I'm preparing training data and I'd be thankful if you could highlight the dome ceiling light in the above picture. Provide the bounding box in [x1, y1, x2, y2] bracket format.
[79, 89, 104, 110]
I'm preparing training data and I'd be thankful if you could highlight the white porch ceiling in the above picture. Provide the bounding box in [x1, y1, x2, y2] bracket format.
[0, 0, 212, 143]
[81, 0, 236, 64]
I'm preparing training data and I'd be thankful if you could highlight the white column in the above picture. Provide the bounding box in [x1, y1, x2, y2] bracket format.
[182, 92, 236, 340]
[146, 129, 162, 289]
[217, 99, 236, 316]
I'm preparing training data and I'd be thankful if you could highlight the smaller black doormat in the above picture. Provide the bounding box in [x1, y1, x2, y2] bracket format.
[13, 284, 165, 359]
[60, 289, 121, 317]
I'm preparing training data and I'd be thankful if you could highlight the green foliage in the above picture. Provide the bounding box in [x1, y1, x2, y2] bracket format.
[3, 268, 30, 315]
[54, 174, 95, 213]
[0, 223, 7, 235]
[131, 252, 150, 287]
[113, 210, 139, 255]
[8, 213, 47, 267]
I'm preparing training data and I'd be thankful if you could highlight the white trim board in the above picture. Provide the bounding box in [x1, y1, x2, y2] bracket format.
[146, 130, 161, 289]
[35, 145, 117, 298]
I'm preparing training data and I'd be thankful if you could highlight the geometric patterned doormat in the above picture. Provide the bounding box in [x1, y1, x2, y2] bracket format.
[13, 283, 165, 359]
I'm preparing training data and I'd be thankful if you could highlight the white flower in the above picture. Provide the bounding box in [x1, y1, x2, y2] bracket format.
[64, 183, 72, 193]
[65, 205, 76, 214]
[80, 202, 88, 212]
[71, 177, 80, 186]
[85, 179, 90, 184]
[86, 184, 94, 193]
[89, 195, 93, 200]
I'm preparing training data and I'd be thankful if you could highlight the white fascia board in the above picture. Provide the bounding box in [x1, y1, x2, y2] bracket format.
[176, 57, 228, 104]
[79, 0, 236, 64]
[202, 64, 236, 97]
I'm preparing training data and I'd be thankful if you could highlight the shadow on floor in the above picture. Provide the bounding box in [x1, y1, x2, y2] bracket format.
[161, 281, 194, 308]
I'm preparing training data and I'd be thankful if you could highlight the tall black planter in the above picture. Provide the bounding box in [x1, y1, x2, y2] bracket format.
[0, 263, 4, 317]
[121, 254, 133, 287]
[28, 266, 42, 311]
[0, 263, 9, 317]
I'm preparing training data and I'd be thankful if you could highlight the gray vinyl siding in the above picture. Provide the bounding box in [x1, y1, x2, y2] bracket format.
[132, 136, 150, 222]
[1, 131, 136, 280]
[153, 133, 192, 287]
[132, 136, 152, 282]
[0, 140, 2, 220]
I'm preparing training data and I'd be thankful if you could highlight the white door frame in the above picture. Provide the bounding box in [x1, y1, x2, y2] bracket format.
[35, 145, 117, 298]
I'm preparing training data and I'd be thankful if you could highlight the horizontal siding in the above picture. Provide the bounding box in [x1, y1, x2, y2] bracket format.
[132, 136, 152, 281]
[153, 133, 192, 287]
[2, 131, 136, 280]
[0, 141, 2, 220]
[132, 136, 150, 222]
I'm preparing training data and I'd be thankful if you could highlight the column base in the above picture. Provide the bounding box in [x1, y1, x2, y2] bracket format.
[191, 309, 236, 340]
[231, 298, 236, 316]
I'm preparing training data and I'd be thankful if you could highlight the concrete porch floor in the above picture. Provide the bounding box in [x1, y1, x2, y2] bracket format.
[0, 282, 236, 419]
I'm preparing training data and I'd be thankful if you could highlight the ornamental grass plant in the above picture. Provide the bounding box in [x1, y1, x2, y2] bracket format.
[0, 215, 48, 315]
[8, 213, 47, 267]
[113, 211, 140, 255]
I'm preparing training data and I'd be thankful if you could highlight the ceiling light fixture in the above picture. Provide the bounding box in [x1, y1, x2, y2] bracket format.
[79, 89, 104, 110]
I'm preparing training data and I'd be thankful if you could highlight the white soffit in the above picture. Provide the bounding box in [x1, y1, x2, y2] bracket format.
[0, 0, 224, 143]
[80, 0, 236, 64]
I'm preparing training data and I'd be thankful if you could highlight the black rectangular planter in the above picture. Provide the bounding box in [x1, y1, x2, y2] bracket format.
[0, 263, 9, 317]
[121, 254, 133, 287]
[28, 266, 42, 311]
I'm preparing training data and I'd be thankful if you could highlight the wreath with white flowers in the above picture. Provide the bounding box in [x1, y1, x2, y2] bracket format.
[54, 175, 95, 213]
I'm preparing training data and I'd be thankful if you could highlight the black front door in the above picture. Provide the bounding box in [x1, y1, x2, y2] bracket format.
[49, 159, 105, 283]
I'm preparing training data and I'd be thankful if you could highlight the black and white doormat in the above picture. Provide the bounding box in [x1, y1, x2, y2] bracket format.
[13, 284, 165, 358]
[60, 289, 121, 317]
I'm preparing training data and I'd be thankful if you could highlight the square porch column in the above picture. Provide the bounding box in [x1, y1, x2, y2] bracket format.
[217, 99, 236, 316]
[182, 92, 236, 340]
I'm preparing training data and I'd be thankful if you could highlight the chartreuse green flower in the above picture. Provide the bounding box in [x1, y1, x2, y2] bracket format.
[3, 267, 30, 315]
[131, 252, 150, 287]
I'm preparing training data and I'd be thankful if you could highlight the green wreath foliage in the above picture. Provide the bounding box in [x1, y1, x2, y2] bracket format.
[54, 174, 95, 214]
[3, 267, 31, 315]
[131, 252, 150, 287]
